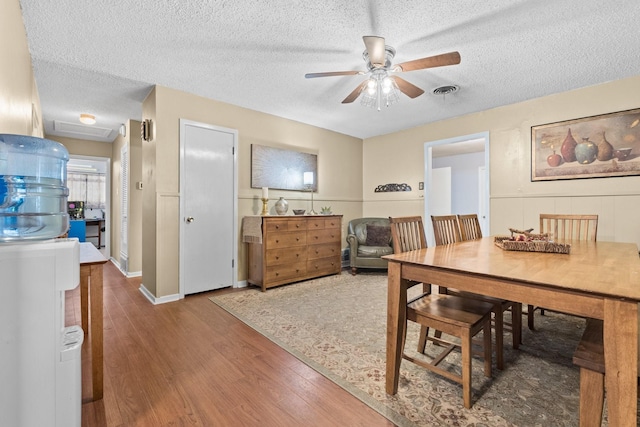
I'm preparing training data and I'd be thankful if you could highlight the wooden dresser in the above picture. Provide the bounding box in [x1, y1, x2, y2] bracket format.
[247, 215, 343, 291]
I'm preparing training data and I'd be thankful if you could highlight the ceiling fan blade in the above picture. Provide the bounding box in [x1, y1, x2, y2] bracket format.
[363, 36, 386, 68]
[305, 70, 364, 78]
[342, 81, 368, 104]
[394, 51, 461, 72]
[392, 76, 425, 99]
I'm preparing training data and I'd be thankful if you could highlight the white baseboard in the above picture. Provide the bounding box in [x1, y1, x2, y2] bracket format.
[109, 256, 141, 278]
[139, 284, 180, 305]
[235, 280, 247, 288]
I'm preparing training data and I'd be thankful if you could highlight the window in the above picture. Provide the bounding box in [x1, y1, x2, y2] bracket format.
[67, 173, 106, 209]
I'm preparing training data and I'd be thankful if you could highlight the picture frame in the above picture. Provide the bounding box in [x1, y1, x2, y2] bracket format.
[531, 108, 640, 181]
[251, 144, 318, 191]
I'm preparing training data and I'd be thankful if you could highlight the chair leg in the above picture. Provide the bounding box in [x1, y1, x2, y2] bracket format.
[461, 328, 472, 409]
[417, 326, 428, 353]
[483, 321, 492, 378]
[527, 304, 536, 330]
[512, 303, 522, 347]
[493, 308, 504, 370]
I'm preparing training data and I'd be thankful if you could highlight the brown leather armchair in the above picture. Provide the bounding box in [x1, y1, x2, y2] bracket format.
[346, 217, 393, 275]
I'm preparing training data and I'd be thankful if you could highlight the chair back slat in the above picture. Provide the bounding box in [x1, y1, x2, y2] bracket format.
[431, 215, 462, 246]
[457, 214, 483, 241]
[389, 216, 427, 254]
[539, 214, 598, 242]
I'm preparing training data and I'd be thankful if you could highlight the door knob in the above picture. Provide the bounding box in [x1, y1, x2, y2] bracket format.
[186, 216, 195, 223]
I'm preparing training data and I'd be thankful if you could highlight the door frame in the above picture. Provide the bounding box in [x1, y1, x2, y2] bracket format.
[68, 154, 111, 256]
[423, 131, 490, 246]
[178, 119, 238, 298]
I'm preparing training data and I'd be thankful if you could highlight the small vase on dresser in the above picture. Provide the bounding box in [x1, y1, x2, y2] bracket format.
[274, 197, 289, 215]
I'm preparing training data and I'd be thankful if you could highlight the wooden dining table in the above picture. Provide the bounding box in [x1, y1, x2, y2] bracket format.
[383, 237, 640, 426]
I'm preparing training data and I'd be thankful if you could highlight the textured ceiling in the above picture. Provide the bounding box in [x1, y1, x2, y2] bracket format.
[19, 0, 640, 143]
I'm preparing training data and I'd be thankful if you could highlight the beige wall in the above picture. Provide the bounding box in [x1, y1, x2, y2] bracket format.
[129, 121, 143, 273]
[142, 85, 363, 298]
[363, 75, 640, 247]
[49, 135, 112, 159]
[0, 0, 42, 136]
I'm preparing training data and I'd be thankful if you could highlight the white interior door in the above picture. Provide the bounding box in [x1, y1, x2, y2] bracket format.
[429, 167, 452, 216]
[478, 166, 488, 235]
[180, 120, 237, 295]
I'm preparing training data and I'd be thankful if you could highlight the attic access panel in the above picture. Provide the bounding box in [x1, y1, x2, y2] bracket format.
[251, 144, 318, 191]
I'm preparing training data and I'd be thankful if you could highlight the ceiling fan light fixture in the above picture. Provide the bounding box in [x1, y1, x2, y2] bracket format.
[382, 77, 393, 94]
[79, 113, 96, 125]
[366, 79, 376, 95]
[361, 72, 399, 111]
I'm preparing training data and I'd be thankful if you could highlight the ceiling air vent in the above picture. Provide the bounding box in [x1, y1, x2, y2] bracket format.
[431, 85, 459, 96]
[53, 120, 114, 138]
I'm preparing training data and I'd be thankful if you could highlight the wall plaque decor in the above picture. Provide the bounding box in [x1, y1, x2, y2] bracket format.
[532, 108, 640, 181]
[374, 183, 412, 192]
[251, 144, 318, 191]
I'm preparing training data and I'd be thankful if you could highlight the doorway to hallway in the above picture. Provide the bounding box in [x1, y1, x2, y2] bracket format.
[423, 132, 489, 246]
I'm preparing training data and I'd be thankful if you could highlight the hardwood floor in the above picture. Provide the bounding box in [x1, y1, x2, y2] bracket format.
[66, 262, 394, 426]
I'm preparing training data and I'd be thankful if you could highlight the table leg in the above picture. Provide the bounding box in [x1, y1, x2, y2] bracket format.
[80, 267, 89, 334]
[603, 299, 637, 426]
[90, 264, 104, 400]
[386, 261, 406, 395]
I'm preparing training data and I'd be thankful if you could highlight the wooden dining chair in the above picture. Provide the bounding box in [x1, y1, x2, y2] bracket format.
[431, 215, 462, 245]
[431, 214, 522, 370]
[527, 214, 599, 330]
[457, 214, 483, 241]
[389, 216, 493, 408]
[540, 213, 599, 242]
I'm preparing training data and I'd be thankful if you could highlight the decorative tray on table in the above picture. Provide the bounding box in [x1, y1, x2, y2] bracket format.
[494, 228, 571, 254]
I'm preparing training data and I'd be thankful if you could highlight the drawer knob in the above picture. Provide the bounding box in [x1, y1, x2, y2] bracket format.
[275, 256, 279, 260]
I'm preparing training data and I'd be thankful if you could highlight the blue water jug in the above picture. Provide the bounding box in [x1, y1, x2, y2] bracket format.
[0, 134, 69, 241]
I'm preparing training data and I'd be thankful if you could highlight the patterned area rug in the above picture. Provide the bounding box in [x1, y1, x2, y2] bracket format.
[209, 271, 600, 426]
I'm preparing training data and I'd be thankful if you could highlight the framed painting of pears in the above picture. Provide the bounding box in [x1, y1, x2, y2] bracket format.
[531, 107, 640, 181]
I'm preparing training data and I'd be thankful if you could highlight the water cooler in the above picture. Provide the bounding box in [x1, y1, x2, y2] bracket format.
[0, 239, 82, 427]
[1, 134, 83, 426]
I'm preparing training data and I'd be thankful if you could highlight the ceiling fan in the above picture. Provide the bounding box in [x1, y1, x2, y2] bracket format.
[305, 36, 461, 109]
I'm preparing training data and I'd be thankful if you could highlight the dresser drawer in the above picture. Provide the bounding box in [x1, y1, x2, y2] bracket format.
[265, 247, 307, 265]
[265, 230, 307, 248]
[307, 217, 341, 230]
[308, 242, 340, 260]
[307, 228, 340, 245]
[265, 218, 305, 232]
[323, 217, 341, 229]
[265, 262, 306, 283]
[307, 257, 340, 276]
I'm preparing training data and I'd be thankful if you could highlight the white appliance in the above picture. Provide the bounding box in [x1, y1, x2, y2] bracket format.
[0, 238, 82, 427]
